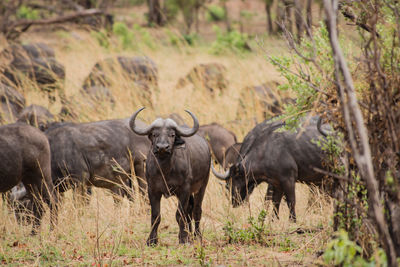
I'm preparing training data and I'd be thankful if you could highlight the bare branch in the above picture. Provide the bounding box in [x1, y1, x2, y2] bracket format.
[3, 8, 104, 39]
[324, 0, 397, 265]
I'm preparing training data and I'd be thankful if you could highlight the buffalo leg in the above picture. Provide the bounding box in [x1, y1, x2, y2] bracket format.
[193, 182, 208, 239]
[147, 191, 162, 246]
[25, 161, 57, 234]
[187, 195, 194, 234]
[271, 187, 284, 219]
[23, 183, 45, 235]
[264, 184, 274, 202]
[282, 179, 296, 222]
[176, 191, 191, 244]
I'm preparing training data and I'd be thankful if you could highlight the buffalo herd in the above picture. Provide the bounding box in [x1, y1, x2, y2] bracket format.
[0, 42, 332, 245]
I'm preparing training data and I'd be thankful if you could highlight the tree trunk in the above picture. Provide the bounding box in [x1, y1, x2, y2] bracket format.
[306, 0, 312, 29]
[147, 0, 164, 26]
[284, 0, 293, 34]
[222, 1, 231, 31]
[265, 0, 273, 34]
[294, 0, 304, 42]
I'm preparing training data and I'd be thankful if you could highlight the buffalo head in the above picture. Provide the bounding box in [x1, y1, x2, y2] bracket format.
[129, 107, 199, 158]
[212, 161, 256, 207]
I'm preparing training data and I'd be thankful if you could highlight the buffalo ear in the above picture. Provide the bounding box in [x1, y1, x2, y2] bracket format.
[174, 135, 186, 148]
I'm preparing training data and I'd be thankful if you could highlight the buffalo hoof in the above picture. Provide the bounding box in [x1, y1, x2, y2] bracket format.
[146, 238, 158, 247]
[178, 234, 192, 244]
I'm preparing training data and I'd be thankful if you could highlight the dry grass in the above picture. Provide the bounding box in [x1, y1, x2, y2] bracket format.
[0, 28, 334, 266]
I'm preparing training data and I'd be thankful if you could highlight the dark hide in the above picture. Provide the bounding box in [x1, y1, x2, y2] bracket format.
[45, 118, 150, 199]
[214, 119, 327, 222]
[130, 108, 211, 245]
[0, 123, 57, 233]
[197, 123, 237, 166]
[17, 104, 54, 131]
[223, 143, 242, 169]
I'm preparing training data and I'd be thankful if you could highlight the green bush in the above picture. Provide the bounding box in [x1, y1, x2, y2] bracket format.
[223, 210, 269, 245]
[16, 5, 39, 20]
[91, 30, 110, 48]
[165, 29, 197, 47]
[183, 33, 198, 46]
[206, 5, 226, 22]
[164, 0, 180, 22]
[113, 22, 135, 50]
[323, 230, 387, 267]
[210, 25, 251, 55]
[133, 24, 156, 49]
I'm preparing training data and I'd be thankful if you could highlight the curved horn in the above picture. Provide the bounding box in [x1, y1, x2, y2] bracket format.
[129, 107, 154, 136]
[211, 162, 230, 180]
[174, 110, 199, 137]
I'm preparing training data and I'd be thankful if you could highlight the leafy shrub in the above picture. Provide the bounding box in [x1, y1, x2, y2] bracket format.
[223, 210, 269, 244]
[323, 230, 387, 267]
[164, 0, 180, 22]
[91, 30, 110, 48]
[133, 24, 156, 49]
[113, 22, 135, 50]
[183, 33, 198, 46]
[165, 29, 197, 47]
[210, 25, 251, 55]
[206, 5, 226, 22]
[16, 5, 39, 20]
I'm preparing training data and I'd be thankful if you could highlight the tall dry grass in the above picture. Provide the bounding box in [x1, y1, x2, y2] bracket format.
[0, 29, 333, 266]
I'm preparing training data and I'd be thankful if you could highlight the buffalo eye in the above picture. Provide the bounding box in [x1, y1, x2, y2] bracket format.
[169, 132, 175, 138]
[152, 132, 159, 138]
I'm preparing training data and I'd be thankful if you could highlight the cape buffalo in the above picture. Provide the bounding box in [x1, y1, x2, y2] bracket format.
[17, 104, 54, 131]
[197, 123, 237, 166]
[0, 123, 57, 233]
[44, 118, 150, 199]
[11, 118, 151, 211]
[212, 119, 327, 222]
[130, 108, 211, 245]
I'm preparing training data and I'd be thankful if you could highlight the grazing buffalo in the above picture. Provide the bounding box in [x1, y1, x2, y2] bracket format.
[0, 83, 25, 124]
[130, 108, 211, 245]
[0, 123, 57, 233]
[212, 119, 327, 222]
[1, 43, 65, 103]
[197, 123, 237, 166]
[223, 143, 242, 169]
[176, 63, 228, 96]
[17, 104, 54, 131]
